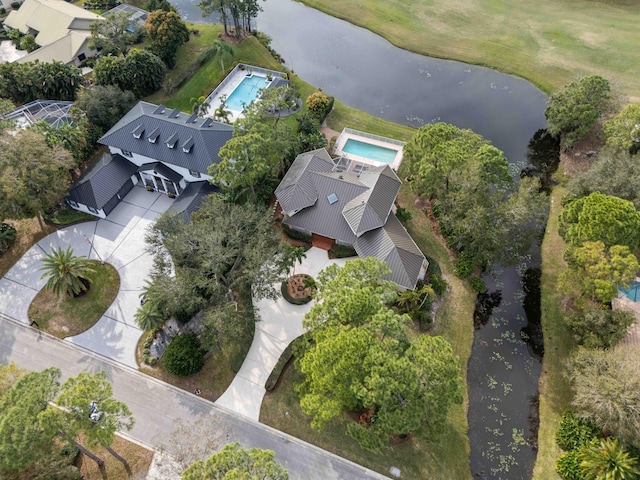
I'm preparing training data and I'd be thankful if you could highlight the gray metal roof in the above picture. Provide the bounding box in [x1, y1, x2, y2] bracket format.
[355, 214, 427, 290]
[342, 165, 401, 236]
[67, 153, 137, 209]
[99, 101, 233, 174]
[167, 181, 218, 223]
[276, 147, 426, 289]
[275, 149, 334, 216]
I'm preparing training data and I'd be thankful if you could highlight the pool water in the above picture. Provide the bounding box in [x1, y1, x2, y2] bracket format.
[225, 75, 270, 111]
[620, 281, 640, 302]
[342, 138, 398, 164]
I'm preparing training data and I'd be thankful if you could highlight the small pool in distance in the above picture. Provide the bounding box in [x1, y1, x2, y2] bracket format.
[342, 138, 399, 164]
[226, 75, 270, 111]
[619, 281, 640, 302]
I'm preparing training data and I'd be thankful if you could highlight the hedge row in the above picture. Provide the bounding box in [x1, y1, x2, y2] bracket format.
[265, 343, 294, 391]
[329, 243, 357, 258]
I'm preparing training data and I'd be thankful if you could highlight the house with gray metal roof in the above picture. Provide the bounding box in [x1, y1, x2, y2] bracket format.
[66, 101, 232, 218]
[275, 148, 428, 290]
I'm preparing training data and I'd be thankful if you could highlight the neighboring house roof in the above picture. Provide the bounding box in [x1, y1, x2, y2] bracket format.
[276, 147, 427, 289]
[355, 214, 427, 290]
[16, 31, 91, 65]
[67, 154, 137, 209]
[103, 4, 148, 30]
[99, 102, 234, 174]
[168, 181, 219, 223]
[4, 0, 98, 45]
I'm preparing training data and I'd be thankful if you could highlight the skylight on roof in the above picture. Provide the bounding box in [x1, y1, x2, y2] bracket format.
[327, 193, 338, 205]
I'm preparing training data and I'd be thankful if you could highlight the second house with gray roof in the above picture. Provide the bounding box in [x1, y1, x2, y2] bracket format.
[66, 101, 233, 218]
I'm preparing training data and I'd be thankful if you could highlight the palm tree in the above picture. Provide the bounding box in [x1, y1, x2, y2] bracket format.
[0, 222, 16, 250]
[39, 246, 96, 297]
[212, 39, 233, 73]
[397, 284, 436, 314]
[579, 438, 640, 480]
[190, 96, 210, 117]
[134, 301, 165, 331]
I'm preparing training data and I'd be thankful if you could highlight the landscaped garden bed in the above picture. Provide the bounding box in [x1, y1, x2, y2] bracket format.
[281, 274, 313, 305]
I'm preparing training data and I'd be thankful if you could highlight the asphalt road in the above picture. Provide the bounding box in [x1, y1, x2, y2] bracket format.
[0, 314, 388, 479]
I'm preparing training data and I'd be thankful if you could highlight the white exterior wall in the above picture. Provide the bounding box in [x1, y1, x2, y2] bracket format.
[67, 201, 106, 219]
[110, 147, 213, 183]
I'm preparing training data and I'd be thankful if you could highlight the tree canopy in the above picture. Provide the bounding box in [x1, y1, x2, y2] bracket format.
[558, 192, 640, 250]
[93, 49, 165, 98]
[295, 258, 463, 449]
[0, 129, 74, 224]
[198, 0, 262, 37]
[146, 10, 190, 68]
[0, 61, 83, 104]
[566, 346, 640, 448]
[562, 241, 638, 305]
[403, 122, 548, 271]
[182, 442, 288, 480]
[604, 104, 640, 155]
[74, 85, 136, 134]
[89, 12, 140, 56]
[544, 75, 611, 146]
[565, 309, 635, 349]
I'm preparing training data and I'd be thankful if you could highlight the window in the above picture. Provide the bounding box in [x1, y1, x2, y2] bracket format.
[121, 150, 132, 157]
[78, 53, 86, 62]
[189, 169, 201, 178]
[67, 199, 78, 208]
[327, 193, 338, 204]
[88, 206, 99, 214]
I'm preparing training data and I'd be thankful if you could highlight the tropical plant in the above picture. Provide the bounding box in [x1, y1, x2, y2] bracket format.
[39, 246, 96, 297]
[213, 94, 231, 123]
[211, 39, 233, 73]
[579, 438, 640, 480]
[190, 95, 210, 117]
[134, 301, 165, 331]
[279, 245, 306, 281]
[604, 104, 640, 154]
[0, 222, 16, 253]
[146, 10, 190, 68]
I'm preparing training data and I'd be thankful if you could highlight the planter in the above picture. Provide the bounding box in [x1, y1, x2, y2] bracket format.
[146, 186, 154, 192]
[281, 274, 314, 305]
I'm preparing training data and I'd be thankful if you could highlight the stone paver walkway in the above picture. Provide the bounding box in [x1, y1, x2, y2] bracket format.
[214, 248, 351, 419]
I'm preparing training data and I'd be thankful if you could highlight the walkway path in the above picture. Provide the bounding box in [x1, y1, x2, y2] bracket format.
[216, 247, 350, 419]
[0, 187, 173, 367]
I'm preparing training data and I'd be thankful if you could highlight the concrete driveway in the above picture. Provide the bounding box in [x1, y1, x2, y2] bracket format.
[0, 186, 173, 368]
[215, 247, 351, 419]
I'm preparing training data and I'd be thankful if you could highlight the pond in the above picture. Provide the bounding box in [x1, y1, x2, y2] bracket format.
[172, 0, 556, 477]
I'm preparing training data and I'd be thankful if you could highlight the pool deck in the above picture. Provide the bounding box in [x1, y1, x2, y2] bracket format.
[205, 70, 272, 124]
[613, 295, 640, 347]
[333, 130, 404, 171]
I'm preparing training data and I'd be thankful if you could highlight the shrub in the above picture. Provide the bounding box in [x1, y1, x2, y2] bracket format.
[282, 224, 313, 243]
[565, 309, 635, 350]
[556, 450, 584, 480]
[329, 243, 357, 258]
[10, 2, 20, 10]
[396, 206, 412, 224]
[163, 333, 205, 376]
[469, 276, 487, 293]
[415, 308, 433, 331]
[429, 273, 448, 297]
[265, 344, 293, 390]
[0, 222, 17, 255]
[306, 91, 332, 121]
[454, 251, 475, 279]
[555, 411, 599, 452]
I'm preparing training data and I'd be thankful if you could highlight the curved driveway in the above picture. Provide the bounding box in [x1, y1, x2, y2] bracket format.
[0, 186, 173, 368]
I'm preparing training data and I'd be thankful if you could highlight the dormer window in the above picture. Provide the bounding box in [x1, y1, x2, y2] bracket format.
[165, 132, 178, 149]
[147, 128, 160, 143]
[131, 124, 144, 139]
[181, 137, 194, 153]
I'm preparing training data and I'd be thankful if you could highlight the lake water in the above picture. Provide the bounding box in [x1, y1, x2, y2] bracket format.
[173, 0, 552, 476]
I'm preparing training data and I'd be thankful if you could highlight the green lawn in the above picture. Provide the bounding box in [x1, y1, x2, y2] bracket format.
[532, 185, 575, 479]
[295, 0, 640, 99]
[28, 261, 120, 338]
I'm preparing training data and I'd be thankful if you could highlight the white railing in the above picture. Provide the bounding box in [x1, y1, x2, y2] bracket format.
[340, 127, 406, 147]
[204, 63, 287, 107]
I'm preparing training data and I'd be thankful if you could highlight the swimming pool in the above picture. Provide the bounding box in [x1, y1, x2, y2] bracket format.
[342, 138, 399, 164]
[620, 281, 640, 301]
[225, 75, 270, 111]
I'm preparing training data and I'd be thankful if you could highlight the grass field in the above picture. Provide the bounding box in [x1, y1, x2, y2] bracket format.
[532, 185, 575, 480]
[295, 0, 640, 99]
[28, 261, 120, 338]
